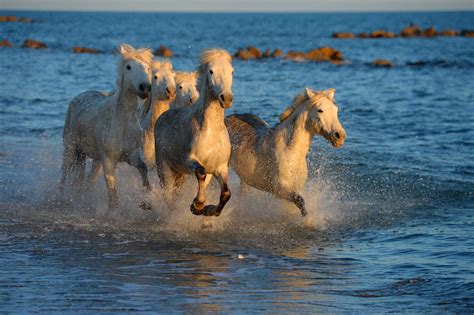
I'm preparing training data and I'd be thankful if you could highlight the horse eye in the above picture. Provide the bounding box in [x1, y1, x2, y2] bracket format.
[154, 75, 157, 79]
[179, 85, 183, 90]
[126, 65, 131, 70]
[209, 70, 213, 74]
[318, 109, 323, 113]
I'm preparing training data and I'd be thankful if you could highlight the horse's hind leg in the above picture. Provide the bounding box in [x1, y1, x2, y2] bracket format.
[72, 150, 86, 189]
[60, 144, 75, 192]
[86, 159, 102, 189]
[158, 161, 179, 211]
[102, 157, 118, 209]
[202, 167, 231, 217]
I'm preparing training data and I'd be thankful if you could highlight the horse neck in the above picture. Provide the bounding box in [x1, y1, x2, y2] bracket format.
[148, 99, 171, 129]
[112, 82, 138, 126]
[192, 77, 225, 129]
[275, 111, 314, 156]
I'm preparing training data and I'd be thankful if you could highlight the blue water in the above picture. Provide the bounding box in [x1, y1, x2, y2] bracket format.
[1, 11, 473, 312]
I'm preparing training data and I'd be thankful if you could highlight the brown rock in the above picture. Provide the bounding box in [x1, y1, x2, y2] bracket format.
[401, 25, 422, 37]
[262, 48, 271, 58]
[358, 32, 369, 38]
[0, 16, 17, 22]
[372, 59, 394, 67]
[306, 46, 343, 62]
[73, 46, 100, 54]
[272, 48, 283, 58]
[370, 30, 396, 38]
[423, 27, 437, 37]
[234, 46, 263, 60]
[441, 29, 459, 36]
[286, 47, 343, 62]
[0, 39, 13, 47]
[247, 46, 262, 59]
[23, 39, 47, 49]
[461, 30, 474, 37]
[154, 45, 173, 58]
[332, 32, 355, 39]
[285, 51, 307, 61]
[234, 49, 256, 60]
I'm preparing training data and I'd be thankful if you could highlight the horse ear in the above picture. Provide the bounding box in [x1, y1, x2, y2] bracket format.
[304, 87, 317, 99]
[279, 106, 294, 122]
[324, 88, 335, 100]
[116, 43, 134, 55]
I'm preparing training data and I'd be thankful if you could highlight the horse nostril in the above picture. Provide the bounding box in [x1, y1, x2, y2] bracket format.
[335, 132, 340, 139]
[139, 84, 145, 92]
[219, 94, 225, 102]
[166, 87, 170, 94]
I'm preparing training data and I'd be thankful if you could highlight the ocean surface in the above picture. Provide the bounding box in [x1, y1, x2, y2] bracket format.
[1, 11, 473, 312]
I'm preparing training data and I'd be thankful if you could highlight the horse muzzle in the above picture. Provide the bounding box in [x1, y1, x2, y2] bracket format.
[219, 93, 233, 108]
[138, 83, 151, 99]
[330, 130, 346, 148]
[166, 87, 176, 100]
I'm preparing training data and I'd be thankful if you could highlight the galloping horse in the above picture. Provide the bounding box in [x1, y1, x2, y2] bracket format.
[225, 88, 346, 217]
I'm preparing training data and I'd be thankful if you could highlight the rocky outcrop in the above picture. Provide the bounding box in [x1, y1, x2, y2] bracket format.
[332, 32, 355, 39]
[73, 46, 100, 54]
[400, 25, 423, 37]
[272, 48, 283, 58]
[0, 16, 34, 23]
[285, 47, 343, 63]
[423, 27, 437, 37]
[154, 45, 173, 58]
[0, 16, 17, 22]
[372, 59, 394, 67]
[23, 39, 47, 49]
[461, 30, 474, 37]
[441, 29, 459, 36]
[0, 39, 13, 47]
[369, 30, 396, 38]
[234, 46, 263, 60]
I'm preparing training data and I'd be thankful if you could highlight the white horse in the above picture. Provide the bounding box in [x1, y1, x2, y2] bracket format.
[225, 88, 346, 217]
[61, 44, 153, 208]
[154, 49, 234, 217]
[139, 60, 176, 167]
[171, 71, 199, 108]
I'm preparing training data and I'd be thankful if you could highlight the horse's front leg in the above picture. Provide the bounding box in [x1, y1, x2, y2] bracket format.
[102, 157, 118, 209]
[277, 189, 307, 217]
[190, 162, 211, 215]
[129, 154, 152, 210]
[202, 167, 231, 217]
[86, 159, 102, 189]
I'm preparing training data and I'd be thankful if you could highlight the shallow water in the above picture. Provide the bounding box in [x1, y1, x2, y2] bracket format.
[0, 11, 473, 312]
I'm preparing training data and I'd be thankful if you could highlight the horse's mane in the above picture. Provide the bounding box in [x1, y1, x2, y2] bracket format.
[152, 59, 173, 72]
[175, 71, 198, 85]
[116, 44, 153, 90]
[279, 89, 326, 122]
[196, 49, 232, 88]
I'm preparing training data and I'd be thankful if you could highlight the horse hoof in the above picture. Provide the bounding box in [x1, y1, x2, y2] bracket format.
[201, 217, 213, 229]
[190, 204, 204, 215]
[303, 216, 316, 229]
[139, 201, 153, 211]
[203, 205, 220, 216]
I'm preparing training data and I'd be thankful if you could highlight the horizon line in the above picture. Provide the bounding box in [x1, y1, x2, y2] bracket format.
[2, 8, 473, 13]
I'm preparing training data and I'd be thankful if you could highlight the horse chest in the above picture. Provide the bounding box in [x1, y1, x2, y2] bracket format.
[191, 129, 231, 168]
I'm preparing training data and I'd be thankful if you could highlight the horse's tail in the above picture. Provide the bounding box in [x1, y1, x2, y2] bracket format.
[60, 97, 81, 190]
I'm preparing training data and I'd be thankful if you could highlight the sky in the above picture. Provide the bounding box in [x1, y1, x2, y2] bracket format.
[1, 0, 473, 12]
